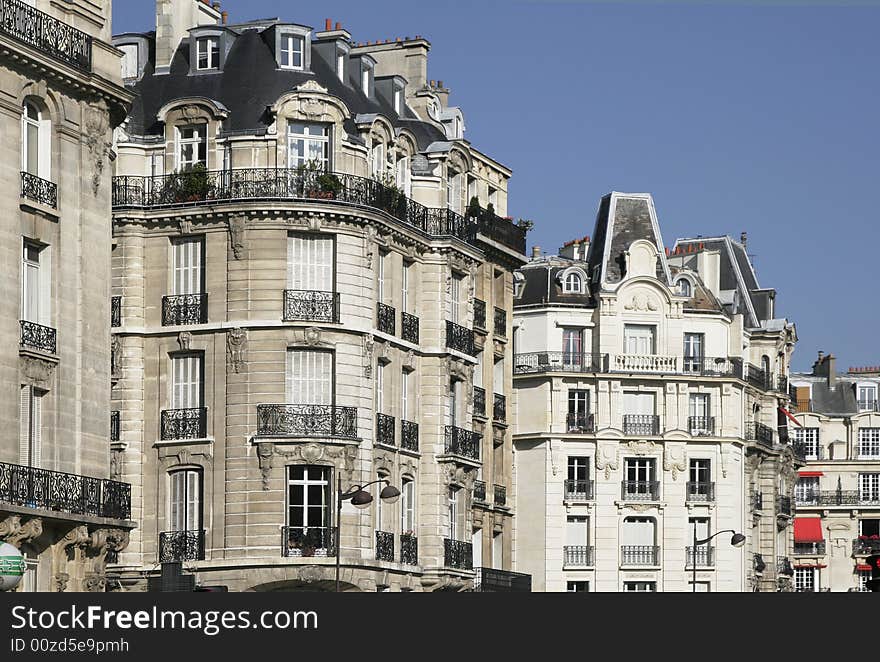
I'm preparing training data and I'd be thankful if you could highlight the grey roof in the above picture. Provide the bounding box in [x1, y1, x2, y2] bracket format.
[791, 376, 861, 415]
[514, 257, 592, 308]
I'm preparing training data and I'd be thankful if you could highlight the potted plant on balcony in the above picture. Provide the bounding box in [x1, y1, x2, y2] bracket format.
[163, 163, 212, 203]
[317, 173, 342, 199]
[466, 195, 482, 220]
[375, 171, 405, 217]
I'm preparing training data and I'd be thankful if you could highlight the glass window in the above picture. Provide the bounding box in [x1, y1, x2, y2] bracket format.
[171, 354, 203, 409]
[287, 234, 334, 293]
[280, 34, 304, 69]
[623, 581, 656, 592]
[169, 469, 202, 532]
[567, 581, 589, 592]
[446, 171, 461, 213]
[120, 43, 138, 79]
[562, 328, 583, 364]
[171, 236, 204, 295]
[21, 241, 44, 324]
[196, 36, 220, 70]
[794, 427, 820, 460]
[859, 429, 880, 458]
[287, 465, 331, 537]
[361, 62, 371, 94]
[567, 390, 590, 431]
[794, 567, 817, 592]
[21, 102, 43, 177]
[689, 394, 711, 434]
[795, 477, 819, 504]
[683, 333, 704, 373]
[689, 458, 711, 484]
[401, 478, 415, 534]
[287, 349, 332, 405]
[19, 385, 43, 468]
[678, 279, 692, 296]
[859, 386, 877, 411]
[336, 51, 345, 81]
[448, 487, 460, 540]
[396, 156, 410, 197]
[371, 141, 385, 178]
[624, 325, 655, 355]
[287, 122, 330, 171]
[567, 457, 589, 483]
[176, 124, 207, 170]
[394, 88, 402, 114]
[861, 474, 880, 504]
[562, 272, 583, 294]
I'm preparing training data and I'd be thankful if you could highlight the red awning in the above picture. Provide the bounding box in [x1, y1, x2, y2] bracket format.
[779, 406, 803, 427]
[794, 518, 824, 543]
[799, 471, 824, 477]
[857, 564, 872, 572]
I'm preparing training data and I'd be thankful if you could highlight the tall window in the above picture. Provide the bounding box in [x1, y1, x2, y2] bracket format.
[449, 273, 463, 323]
[361, 61, 372, 95]
[795, 427, 820, 460]
[859, 386, 877, 411]
[336, 50, 345, 81]
[492, 532, 502, 569]
[401, 369, 410, 421]
[446, 170, 461, 213]
[176, 124, 207, 170]
[171, 354, 203, 409]
[287, 349, 332, 405]
[196, 36, 219, 70]
[689, 458, 711, 485]
[21, 102, 47, 178]
[376, 362, 385, 415]
[401, 260, 411, 313]
[678, 279, 692, 297]
[567, 390, 590, 430]
[169, 469, 202, 532]
[401, 478, 415, 534]
[21, 241, 46, 324]
[448, 487, 460, 540]
[795, 476, 819, 504]
[859, 429, 880, 459]
[688, 517, 710, 543]
[377, 250, 387, 304]
[567, 457, 590, 491]
[860, 473, 880, 503]
[120, 43, 138, 78]
[794, 567, 817, 592]
[19, 385, 43, 467]
[280, 34, 304, 69]
[288, 234, 333, 293]
[567, 581, 589, 592]
[370, 140, 385, 178]
[624, 324, 655, 355]
[683, 332, 704, 372]
[394, 87, 402, 114]
[689, 393, 711, 434]
[171, 236, 204, 296]
[562, 328, 583, 364]
[396, 156, 411, 197]
[447, 379, 459, 427]
[566, 516, 589, 551]
[287, 465, 331, 532]
[626, 458, 656, 485]
[623, 392, 655, 416]
[287, 123, 330, 170]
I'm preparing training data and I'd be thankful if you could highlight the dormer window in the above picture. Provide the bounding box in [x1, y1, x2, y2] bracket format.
[196, 36, 219, 70]
[678, 279, 692, 297]
[120, 43, 138, 79]
[361, 60, 373, 96]
[513, 272, 524, 298]
[177, 124, 207, 171]
[562, 271, 584, 294]
[280, 34, 304, 69]
[394, 88, 402, 115]
[859, 385, 877, 411]
[370, 141, 385, 178]
[337, 52, 345, 81]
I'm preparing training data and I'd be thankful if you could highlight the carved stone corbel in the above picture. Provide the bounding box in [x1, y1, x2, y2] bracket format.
[595, 443, 619, 480]
[0, 516, 42, 548]
[227, 327, 247, 373]
[663, 444, 687, 480]
[20, 355, 56, 388]
[257, 442, 274, 491]
[228, 216, 246, 259]
[178, 331, 192, 351]
[363, 335, 375, 378]
[52, 525, 89, 593]
[84, 99, 112, 196]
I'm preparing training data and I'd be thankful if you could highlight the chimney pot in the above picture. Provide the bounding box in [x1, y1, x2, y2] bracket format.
[325, 18, 332, 31]
[531, 246, 541, 259]
[221, 10, 227, 24]
[438, 79, 444, 88]
[336, 22, 341, 30]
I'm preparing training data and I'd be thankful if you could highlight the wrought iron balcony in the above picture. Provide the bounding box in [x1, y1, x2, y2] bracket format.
[400, 420, 419, 452]
[377, 302, 395, 335]
[446, 320, 475, 356]
[776, 556, 794, 577]
[746, 421, 775, 447]
[494, 307, 506, 338]
[111, 296, 121, 327]
[376, 412, 395, 447]
[400, 533, 418, 565]
[623, 414, 660, 436]
[564, 545, 594, 567]
[473, 386, 486, 418]
[110, 411, 120, 443]
[681, 356, 739, 377]
[19, 320, 56, 354]
[621, 545, 660, 566]
[797, 490, 858, 506]
[612, 354, 678, 373]
[161, 293, 207, 326]
[20, 171, 57, 208]
[793, 541, 826, 556]
[0, 461, 131, 520]
[621, 480, 660, 501]
[401, 311, 419, 344]
[283, 290, 339, 323]
[686, 546, 715, 568]
[776, 495, 792, 516]
[443, 538, 473, 570]
[686, 481, 715, 502]
[776, 374, 788, 394]
[160, 407, 207, 440]
[564, 479, 594, 501]
[256, 404, 357, 439]
[566, 412, 596, 433]
[853, 537, 880, 555]
[514, 352, 608, 374]
[0, 0, 92, 71]
[473, 567, 532, 592]
[744, 363, 770, 390]
[857, 399, 880, 412]
[159, 530, 205, 562]
[493, 393, 506, 423]
[376, 530, 394, 562]
[494, 484, 507, 507]
[688, 416, 715, 437]
[473, 298, 487, 331]
[444, 425, 480, 461]
[473, 480, 487, 503]
[751, 490, 763, 511]
[281, 526, 336, 557]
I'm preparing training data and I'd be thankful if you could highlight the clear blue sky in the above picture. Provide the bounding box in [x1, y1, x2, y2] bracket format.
[112, 1, 880, 372]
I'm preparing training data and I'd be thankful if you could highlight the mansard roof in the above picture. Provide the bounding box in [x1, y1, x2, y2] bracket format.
[514, 256, 592, 308]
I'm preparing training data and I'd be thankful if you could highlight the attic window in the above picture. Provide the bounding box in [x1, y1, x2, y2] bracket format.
[337, 50, 345, 81]
[562, 272, 584, 294]
[678, 279, 692, 297]
[394, 87, 402, 115]
[120, 43, 138, 79]
[361, 61, 373, 96]
[196, 36, 219, 70]
[280, 34, 304, 69]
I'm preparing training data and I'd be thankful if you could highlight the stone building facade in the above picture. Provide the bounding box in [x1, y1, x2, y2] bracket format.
[0, 0, 134, 591]
[512, 193, 801, 592]
[110, 1, 528, 592]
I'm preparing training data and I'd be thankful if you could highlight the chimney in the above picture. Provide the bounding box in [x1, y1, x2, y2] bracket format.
[325, 18, 332, 31]
[221, 10, 227, 24]
[154, 0, 221, 75]
[827, 354, 836, 388]
[531, 246, 541, 260]
[740, 231, 748, 251]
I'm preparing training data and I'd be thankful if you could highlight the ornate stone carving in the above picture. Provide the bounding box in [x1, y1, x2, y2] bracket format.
[626, 503, 655, 513]
[84, 99, 112, 196]
[257, 442, 274, 490]
[83, 574, 106, 593]
[626, 440, 656, 457]
[304, 213, 323, 232]
[595, 444, 619, 480]
[296, 566, 323, 584]
[403, 350, 415, 371]
[20, 355, 56, 387]
[719, 447, 729, 478]
[178, 331, 192, 351]
[178, 104, 204, 124]
[446, 357, 473, 383]
[54, 573, 70, 593]
[663, 445, 687, 480]
[179, 219, 192, 235]
[0, 516, 42, 548]
[363, 335, 375, 378]
[364, 226, 378, 269]
[296, 79, 329, 94]
[228, 216, 246, 259]
[227, 328, 247, 373]
[623, 292, 658, 312]
[109, 449, 124, 481]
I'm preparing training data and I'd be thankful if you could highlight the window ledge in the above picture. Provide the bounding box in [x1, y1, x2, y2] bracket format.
[20, 198, 60, 219]
[436, 453, 481, 469]
[153, 437, 214, 448]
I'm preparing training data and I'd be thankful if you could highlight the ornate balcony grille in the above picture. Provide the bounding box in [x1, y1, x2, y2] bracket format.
[401, 311, 419, 344]
[745, 363, 770, 390]
[565, 412, 596, 433]
[621, 480, 660, 501]
[400, 534, 418, 565]
[776, 495, 792, 516]
[751, 491, 763, 511]
[473, 299, 487, 331]
[0, 0, 92, 71]
[110, 411, 120, 443]
[400, 420, 419, 452]
[160, 408, 207, 440]
[854, 538, 880, 555]
[110, 296, 121, 327]
[621, 545, 660, 566]
[473, 567, 532, 592]
[793, 542, 826, 556]
[283, 290, 339, 323]
[443, 538, 473, 570]
[473, 480, 487, 502]
[623, 414, 660, 436]
[686, 546, 715, 568]
[493, 307, 506, 337]
[446, 320, 475, 356]
[375, 413, 395, 447]
[376, 531, 394, 562]
[473, 386, 486, 418]
[686, 481, 715, 502]
[256, 404, 357, 439]
[801, 490, 858, 506]
[377, 302, 396, 335]
[19, 320, 56, 354]
[159, 530, 205, 562]
[493, 393, 506, 423]
[494, 484, 507, 507]
[161, 293, 207, 326]
[681, 356, 739, 377]
[746, 421, 775, 447]
[281, 526, 336, 557]
[514, 352, 608, 374]
[688, 416, 715, 437]
[444, 425, 480, 461]
[564, 479, 594, 501]
[20, 171, 57, 208]
[0, 461, 131, 520]
[564, 546, 594, 566]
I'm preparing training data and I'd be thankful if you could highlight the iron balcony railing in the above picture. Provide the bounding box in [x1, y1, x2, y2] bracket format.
[514, 352, 608, 374]
[111, 169, 526, 254]
[281, 526, 336, 557]
[853, 538, 880, 555]
[400, 533, 418, 565]
[564, 479, 594, 501]
[686, 546, 715, 568]
[377, 302, 395, 335]
[857, 399, 880, 412]
[564, 546, 594, 567]
[493, 307, 506, 338]
[473, 567, 532, 592]
[160, 407, 207, 441]
[621, 480, 660, 501]
[162, 293, 207, 326]
[283, 290, 339, 323]
[110, 411, 120, 443]
[0, 0, 92, 71]
[376, 530, 394, 562]
[376, 413, 395, 447]
[746, 421, 775, 447]
[0, 461, 131, 520]
[19, 320, 56, 354]
[777, 556, 794, 577]
[401, 311, 419, 344]
[797, 490, 858, 506]
[621, 545, 660, 566]
[623, 414, 660, 436]
[111, 296, 121, 327]
[256, 404, 358, 439]
[688, 416, 715, 437]
[686, 481, 715, 502]
[444, 425, 480, 461]
[745, 363, 770, 390]
[473, 386, 486, 418]
[566, 412, 596, 433]
[776, 374, 789, 394]
[681, 356, 740, 377]
[443, 538, 473, 570]
[446, 320, 475, 356]
[751, 491, 763, 511]
[20, 171, 57, 208]
[493, 393, 506, 423]
[776, 495, 792, 516]
[494, 484, 507, 507]
[473, 298, 487, 331]
[400, 420, 419, 452]
[793, 542, 826, 556]
[473, 480, 487, 502]
[159, 530, 205, 562]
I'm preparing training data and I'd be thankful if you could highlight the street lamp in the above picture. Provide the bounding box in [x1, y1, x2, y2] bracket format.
[691, 529, 746, 592]
[335, 477, 400, 592]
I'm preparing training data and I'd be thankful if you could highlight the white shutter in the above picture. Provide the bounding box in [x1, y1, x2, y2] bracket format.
[492, 533, 502, 568]
[287, 350, 331, 404]
[376, 363, 384, 414]
[288, 235, 333, 292]
[472, 529, 482, 567]
[172, 238, 202, 295]
[401, 370, 408, 420]
[170, 472, 183, 531]
[31, 392, 41, 469]
[401, 261, 409, 313]
[19, 386, 30, 466]
[186, 471, 200, 530]
[377, 251, 385, 303]
[401, 480, 414, 532]
[18, 387, 41, 468]
[172, 355, 201, 409]
[566, 517, 589, 546]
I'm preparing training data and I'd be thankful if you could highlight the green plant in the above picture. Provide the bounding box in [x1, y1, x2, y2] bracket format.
[375, 171, 406, 216]
[466, 195, 482, 220]
[317, 173, 342, 196]
[164, 163, 212, 203]
[516, 218, 535, 232]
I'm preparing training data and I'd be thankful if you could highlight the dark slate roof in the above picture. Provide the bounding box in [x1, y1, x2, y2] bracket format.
[791, 376, 861, 415]
[514, 258, 592, 308]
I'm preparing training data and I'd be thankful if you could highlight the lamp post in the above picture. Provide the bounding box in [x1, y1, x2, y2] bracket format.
[335, 477, 400, 593]
[691, 529, 746, 592]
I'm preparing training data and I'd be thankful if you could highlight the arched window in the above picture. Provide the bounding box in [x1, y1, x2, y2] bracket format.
[21, 102, 48, 178]
[762, 355, 771, 377]
[678, 279, 692, 297]
[563, 272, 583, 294]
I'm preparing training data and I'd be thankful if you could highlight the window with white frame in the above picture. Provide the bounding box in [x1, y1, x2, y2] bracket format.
[794, 567, 817, 592]
[492, 532, 502, 569]
[395, 156, 410, 196]
[19, 385, 43, 468]
[562, 271, 584, 294]
[678, 278, 692, 297]
[567, 390, 590, 431]
[624, 324, 655, 355]
[370, 140, 385, 178]
[447, 379, 460, 427]
[401, 260, 411, 313]
[859, 569, 871, 592]
[472, 529, 482, 568]
[377, 250, 388, 304]
[446, 170, 461, 213]
[683, 332, 704, 372]
[859, 428, 880, 459]
[449, 273, 463, 324]
[562, 328, 583, 364]
[287, 234, 333, 294]
[287, 465, 331, 539]
[393, 87, 402, 114]
[196, 36, 219, 70]
[623, 391, 655, 417]
[688, 393, 711, 433]
[794, 427, 820, 459]
[21, 241, 47, 325]
[623, 581, 656, 592]
[287, 349, 332, 405]
[21, 101, 49, 178]
[280, 34, 304, 69]
[448, 487, 460, 540]
[688, 581, 710, 592]
[624, 458, 656, 497]
[171, 354, 203, 410]
[169, 468, 202, 532]
[287, 123, 330, 171]
[565, 516, 589, 557]
[401, 369, 410, 422]
[401, 477, 415, 535]
[859, 385, 877, 411]
[860, 473, 880, 503]
[566, 457, 590, 499]
[567, 581, 589, 592]
[795, 476, 819, 504]
[336, 50, 345, 81]
[361, 60, 372, 95]
[176, 124, 207, 171]
[171, 236, 204, 295]
[376, 361, 385, 415]
[119, 43, 138, 79]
